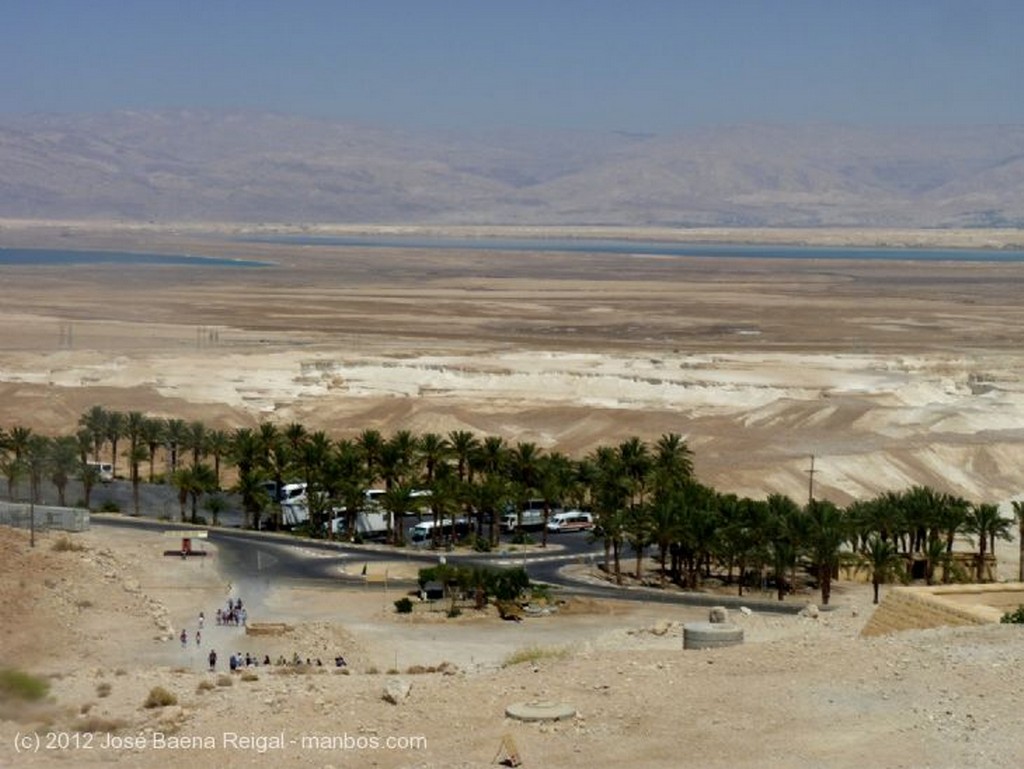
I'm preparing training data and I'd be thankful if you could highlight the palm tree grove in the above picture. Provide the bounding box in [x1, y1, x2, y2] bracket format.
[1, 405, 1017, 607]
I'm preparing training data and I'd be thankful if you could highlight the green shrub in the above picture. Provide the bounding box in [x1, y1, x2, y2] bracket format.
[394, 597, 414, 614]
[1001, 605, 1024, 624]
[99, 501, 120, 513]
[0, 668, 50, 702]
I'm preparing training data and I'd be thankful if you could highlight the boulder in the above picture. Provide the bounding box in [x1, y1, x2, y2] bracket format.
[708, 606, 729, 623]
[382, 678, 412, 705]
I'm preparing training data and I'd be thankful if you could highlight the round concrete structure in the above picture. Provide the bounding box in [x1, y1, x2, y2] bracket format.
[683, 621, 744, 650]
[505, 700, 577, 722]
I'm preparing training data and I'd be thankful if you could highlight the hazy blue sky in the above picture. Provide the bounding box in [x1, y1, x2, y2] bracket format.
[2, 1, 1021, 133]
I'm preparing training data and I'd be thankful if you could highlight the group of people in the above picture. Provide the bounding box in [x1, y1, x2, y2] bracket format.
[205, 651, 347, 672]
[216, 598, 247, 627]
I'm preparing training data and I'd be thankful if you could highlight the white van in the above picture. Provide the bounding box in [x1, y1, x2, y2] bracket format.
[86, 461, 114, 482]
[546, 511, 594, 533]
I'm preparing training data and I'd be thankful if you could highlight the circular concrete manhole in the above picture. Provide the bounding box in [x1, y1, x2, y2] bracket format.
[505, 700, 577, 722]
[683, 621, 744, 650]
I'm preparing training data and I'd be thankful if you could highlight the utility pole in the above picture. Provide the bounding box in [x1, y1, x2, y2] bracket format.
[807, 455, 816, 506]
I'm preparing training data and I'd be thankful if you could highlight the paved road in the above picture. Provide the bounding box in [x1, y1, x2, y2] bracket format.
[92, 515, 804, 614]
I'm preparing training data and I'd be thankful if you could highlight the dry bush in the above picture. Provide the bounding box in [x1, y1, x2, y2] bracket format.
[77, 715, 126, 733]
[196, 680, 216, 693]
[240, 672, 259, 682]
[96, 682, 112, 698]
[143, 686, 177, 709]
[51, 535, 87, 553]
[215, 675, 233, 687]
[502, 645, 569, 667]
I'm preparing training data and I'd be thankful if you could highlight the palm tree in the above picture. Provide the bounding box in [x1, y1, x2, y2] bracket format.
[0, 449, 24, 501]
[124, 411, 146, 469]
[648, 488, 683, 585]
[229, 428, 265, 528]
[127, 443, 150, 515]
[185, 420, 207, 469]
[172, 466, 195, 522]
[164, 418, 188, 476]
[139, 416, 166, 482]
[1012, 500, 1024, 582]
[858, 534, 905, 604]
[48, 436, 81, 507]
[806, 499, 847, 606]
[654, 432, 694, 488]
[80, 462, 100, 509]
[416, 432, 451, 486]
[508, 441, 542, 533]
[966, 503, 1012, 582]
[205, 429, 231, 489]
[356, 429, 384, 486]
[589, 445, 628, 584]
[537, 451, 574, 548]
[448, 430, 480, 484]
[381, 483, 417, 545]
[24, 435, 50, 503]
[78, 406, 108, 462]
[105, 411, 126, 478]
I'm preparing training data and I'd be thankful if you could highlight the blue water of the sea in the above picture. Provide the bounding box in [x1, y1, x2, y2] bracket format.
[245, 234, 1024, 262]
[5, 239, 1024, 265]
[0, 248, 269, 268]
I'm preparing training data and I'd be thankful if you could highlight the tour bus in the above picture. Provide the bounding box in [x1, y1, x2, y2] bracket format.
[408, 518, 470, 545]
[545, 511, 595, 533]
[500, 499, 560, 533]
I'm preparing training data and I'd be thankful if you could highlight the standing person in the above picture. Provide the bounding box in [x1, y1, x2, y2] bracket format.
[198, 611, 205, 630]
[240, 607, 248, 627]
[180, 629, 187, 647]
[208, 649, 217, 671]
[196, 629, 202, 646]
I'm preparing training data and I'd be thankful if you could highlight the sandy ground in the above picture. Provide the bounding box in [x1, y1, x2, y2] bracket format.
[4, 522, 1024, 769]
[2, 222, 1024, 505]
[4, 222, 1024, 767]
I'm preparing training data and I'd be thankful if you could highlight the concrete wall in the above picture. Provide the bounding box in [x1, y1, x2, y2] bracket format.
[860, 584, 1020, 637]
[0, 502, 90, 532]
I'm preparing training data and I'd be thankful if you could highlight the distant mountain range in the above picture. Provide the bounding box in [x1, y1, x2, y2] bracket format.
[2, 110, 1023, 228]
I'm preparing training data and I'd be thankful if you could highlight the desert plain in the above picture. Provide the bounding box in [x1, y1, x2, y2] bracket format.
[3, 221, 1024, 768]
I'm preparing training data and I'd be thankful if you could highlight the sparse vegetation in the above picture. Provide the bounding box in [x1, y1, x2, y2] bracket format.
[143, 686, 177, 708]
[1001, 605, 1024, 624]
[502, 645, 569, 667]
[0, 668, 50, 702]
[215, 675, 233, 687]
[394, 597, 414, 614]
[196, 680, 216, 693]
[51, 535, 87, 552]
[77, 716, 127, 734]
[96, 681, 112, 698]
[240, 671, 259, 682]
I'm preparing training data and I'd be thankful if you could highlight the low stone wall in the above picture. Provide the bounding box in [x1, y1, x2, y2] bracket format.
[0, 502, 90, 532]
[860, 584, 1021, 637]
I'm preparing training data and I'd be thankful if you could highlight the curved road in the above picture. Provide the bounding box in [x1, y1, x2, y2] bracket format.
[93, 516, 804, 614]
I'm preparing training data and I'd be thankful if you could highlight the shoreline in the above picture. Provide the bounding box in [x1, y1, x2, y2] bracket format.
[2, 217, 1024, 251]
